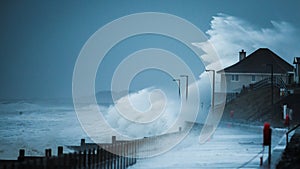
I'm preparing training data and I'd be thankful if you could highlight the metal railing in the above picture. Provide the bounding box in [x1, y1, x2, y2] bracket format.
[226, 76, 288, 103]
[286, 123, 300, 146]
[252, 76, 287, 93]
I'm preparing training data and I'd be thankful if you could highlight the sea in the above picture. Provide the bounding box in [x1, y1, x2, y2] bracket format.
[0, 98, 287, 168]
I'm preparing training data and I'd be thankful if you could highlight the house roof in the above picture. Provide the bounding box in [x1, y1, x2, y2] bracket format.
[218, 48, 294, 74]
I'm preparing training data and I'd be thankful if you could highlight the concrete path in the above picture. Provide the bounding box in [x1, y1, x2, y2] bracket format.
[129, 124, 285, 169]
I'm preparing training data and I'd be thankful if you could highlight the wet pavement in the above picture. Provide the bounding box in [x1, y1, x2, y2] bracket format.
[129, 124, 286, 169]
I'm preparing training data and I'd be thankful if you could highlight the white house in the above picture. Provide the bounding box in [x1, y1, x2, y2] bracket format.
[293, 57, 300, 84]
[218, 48, 294, 94]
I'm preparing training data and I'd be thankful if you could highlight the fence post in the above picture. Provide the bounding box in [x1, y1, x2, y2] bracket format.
[40, 157, 44, 169]
[10, 163, 15, 169]
[108, 146, 112, 169]
[92, 148, 96, 169]
[129, 141, 132, 166]
[119, 143, 123, 169]
[128, 142, 132, 165]
[73, 152, 78, 169]
[18, 149, 25, 162]
[49, 149, 52, 157]
[88, 149, 91, 168]
[103, 147, 107, 169]
[45, 149, 52, 157]
[113, 144, 116, 169]
[57, 146, 63, 157]
[132, 140, 135, 165]
[78, 151, 82, 168]
[112, 136, 116, 144]
[132, 141, 135, 165]
[83, 150, 87, 168]
[45, 149, 49, 169]
[109, 146, 113, 169]
[127, 142, 130, 166]
[117, 143, 121, 169]
[96, 147, 100, 166]
[81, 139, 86, 146]
[107, 149, 109, 169]
[134, 140, 137, 164]
[26, 158, 30, 169]
[63, 153, 67, 169]
[101, 147, 105, 169]
[33, 158, 37, 169]
[127, 142, 130, 167]
[120, 143, 126, 168]
[67, 153, 72, 169]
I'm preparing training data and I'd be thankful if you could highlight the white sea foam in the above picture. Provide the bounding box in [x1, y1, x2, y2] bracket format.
[0, 83, 211, 160]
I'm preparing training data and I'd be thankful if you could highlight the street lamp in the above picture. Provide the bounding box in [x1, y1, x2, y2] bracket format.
[205, 69, 215, 112]
[266, 64, 274, 106]
[180, 75, 189, 100]
[173, 79, 181, 97]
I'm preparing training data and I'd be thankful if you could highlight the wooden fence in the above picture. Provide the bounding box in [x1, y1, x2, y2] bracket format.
[0, 137, 137, 169]
[0, 126, 187, 169]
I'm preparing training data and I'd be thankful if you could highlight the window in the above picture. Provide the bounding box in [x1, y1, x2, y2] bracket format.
[231, 75, 239, 81]
[251, 75, 256, 82]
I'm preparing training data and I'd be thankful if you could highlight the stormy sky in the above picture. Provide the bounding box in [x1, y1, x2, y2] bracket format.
[1, 0, 300, 99]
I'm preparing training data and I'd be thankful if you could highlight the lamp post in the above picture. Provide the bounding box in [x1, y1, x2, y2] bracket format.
[266, 64, 274, 106]
[180, 75, 188, 100]
[205, 69, 215, 112]
[173, 79, 181, 97]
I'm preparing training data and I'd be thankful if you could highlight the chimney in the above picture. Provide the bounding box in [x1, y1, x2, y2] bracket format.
[239, 49, 246, 61]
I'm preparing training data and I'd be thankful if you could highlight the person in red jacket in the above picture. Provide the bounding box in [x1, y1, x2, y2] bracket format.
[285, 114, 290, 129]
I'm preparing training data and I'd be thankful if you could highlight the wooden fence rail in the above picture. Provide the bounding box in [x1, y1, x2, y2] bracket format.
[0, 137, 137, 169]
[0, 126, 185, 169]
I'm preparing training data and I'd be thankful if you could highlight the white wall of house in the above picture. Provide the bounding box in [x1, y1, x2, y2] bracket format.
[221, 73, 290, 93]
[295, 64, 300, 84]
